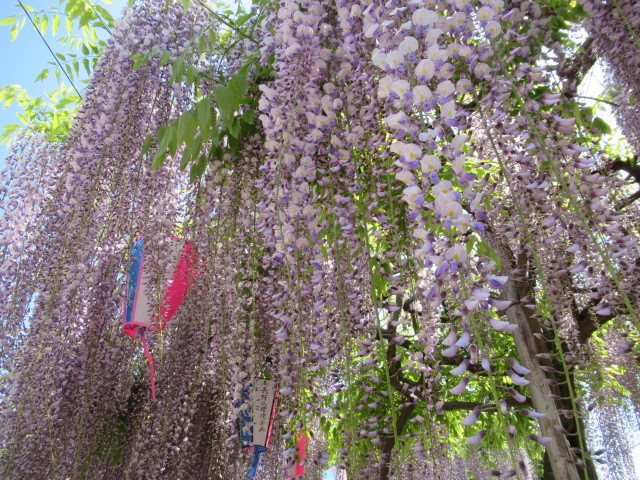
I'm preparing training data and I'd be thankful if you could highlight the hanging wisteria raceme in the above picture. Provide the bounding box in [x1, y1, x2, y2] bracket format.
[452, 1, 640, 477]
[256, 0, 594, 477]
[0, 136, 62, 365]
[256, 0, 334, 442]
[580, 0, 640, 152]
[358, 1, 514, 476]
[2, 0, 640, 479]
[473, 4, 640, 480]
[348, 0, 639, 477]
[0, 1, 212, 478]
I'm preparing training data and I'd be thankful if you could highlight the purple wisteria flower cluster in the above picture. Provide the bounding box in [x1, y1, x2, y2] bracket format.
[581, 0, 640, 152]
[0, 1, 212, 478]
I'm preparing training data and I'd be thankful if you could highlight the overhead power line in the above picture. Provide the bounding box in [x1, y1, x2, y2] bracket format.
[17, 0, 83, 98]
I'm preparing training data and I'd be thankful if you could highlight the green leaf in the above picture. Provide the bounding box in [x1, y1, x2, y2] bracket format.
[167, 124, 179, 157]
[236, 12, 254, 26]
[582, 106, 594, 118]
[215, 85, 236, 121]
[93, 4, 114, 22]
[152, 150, 167, 170]
[572, 3, 589, 18]
[39, 15, 48, 35]
[209, 124, 220, 145]
[51, 14, 60, 36]
[228, 74, 248, 97]
[130, 53, 144, 70]
[241, 108, 256, 124]
[3, 95, 15, 107]
[180, 142, 195, 170]
[1, 124, 21, 143]
[159, 50, 171, 67]
[370, 270, 387, 299]
[3, 124, 20, 133]
[152, 126, 172, 169]
[592, 117, 612, 135]
[189, 153, 208, 181]
[0, 17, 17, 26]
[478, 241, 503, 269]
[177, 112, 196, 152]
[466, 236, 477, 254]
[65, 17, 73, 35]
[35, 68, 50, 82]
[79, 10, 94, 28]
[548, 16, 569, 30]
[228, 117, 241, 138]
[141, 135, 155, 156]
[182, 0, 191, 10]
[197, 97, 211, 131]
[65, 0, 79, 15]
[10, 23, 20, 42]
[575, 106, 594, 128]
[186, 65, 198, 85]
[170, 56, 185, 82]
[56, 97, 76, 109]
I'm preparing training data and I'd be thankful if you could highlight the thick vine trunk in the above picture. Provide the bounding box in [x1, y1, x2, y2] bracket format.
[379, 402, 416, 480]
[486, 233, 581, 480]
[542, 414, 599, 480]
[542, 354, 599, 480]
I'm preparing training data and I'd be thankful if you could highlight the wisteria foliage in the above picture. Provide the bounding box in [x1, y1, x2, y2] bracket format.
[0, 0, 639, 479]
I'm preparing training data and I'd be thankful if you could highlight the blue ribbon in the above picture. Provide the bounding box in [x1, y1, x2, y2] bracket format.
[248, 446, 266, 480]
[237, 386, 253, 449]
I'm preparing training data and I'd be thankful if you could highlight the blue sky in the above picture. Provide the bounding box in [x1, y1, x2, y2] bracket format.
[0, 0, 128, 158]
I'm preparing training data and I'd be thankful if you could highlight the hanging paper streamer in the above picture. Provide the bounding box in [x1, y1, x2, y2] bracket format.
[251, 379, 277, 447]
[285, 432, 308, 479]
[122, 236, 196, 400]
[236, 379, 278, 480]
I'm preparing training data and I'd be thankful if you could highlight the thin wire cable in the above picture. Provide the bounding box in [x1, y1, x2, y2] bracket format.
[17, 0, 82, 98]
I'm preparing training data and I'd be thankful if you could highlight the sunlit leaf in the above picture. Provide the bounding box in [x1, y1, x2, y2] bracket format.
[39, 14, 48, 35]
[35, 68, 50, 82]
[10, 22, 21, 42]
[0, 17, 17, 26]
[51, 14, 60, 36]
